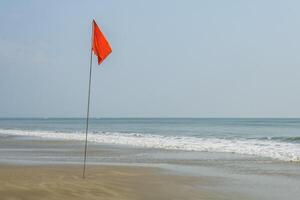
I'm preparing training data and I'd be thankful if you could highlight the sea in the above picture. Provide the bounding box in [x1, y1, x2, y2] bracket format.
[0, 118, 300, 199]
[0, 118, 299, 162]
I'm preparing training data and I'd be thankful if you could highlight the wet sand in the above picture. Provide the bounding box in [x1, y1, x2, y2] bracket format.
[0, 165, 218, 200]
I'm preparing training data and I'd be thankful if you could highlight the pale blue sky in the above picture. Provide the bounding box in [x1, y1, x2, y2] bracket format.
[1, 0, 300, 118]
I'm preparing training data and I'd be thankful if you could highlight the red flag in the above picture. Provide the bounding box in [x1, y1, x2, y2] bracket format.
[92, 20, 112, 65]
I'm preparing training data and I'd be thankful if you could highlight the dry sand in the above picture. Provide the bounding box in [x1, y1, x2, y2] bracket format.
[0, 165, 217, 200]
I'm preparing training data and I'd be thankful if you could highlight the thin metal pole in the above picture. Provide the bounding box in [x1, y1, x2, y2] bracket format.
[83, 21, 94, 178]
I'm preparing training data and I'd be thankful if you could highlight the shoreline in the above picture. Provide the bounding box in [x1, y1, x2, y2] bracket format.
[0, 127, 299, 162]
[0, 133, 299, 199]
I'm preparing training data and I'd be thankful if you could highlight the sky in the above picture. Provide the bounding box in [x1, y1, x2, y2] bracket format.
[1, 0, 300, 118]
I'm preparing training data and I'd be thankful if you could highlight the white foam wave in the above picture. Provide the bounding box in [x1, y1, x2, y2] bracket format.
[1, 129, 300, 162]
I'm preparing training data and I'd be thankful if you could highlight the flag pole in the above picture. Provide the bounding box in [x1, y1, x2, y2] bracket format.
[83, 20, 94, 178]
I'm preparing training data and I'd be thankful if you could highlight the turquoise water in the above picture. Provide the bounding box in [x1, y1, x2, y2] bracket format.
[0, 118, 300, 161]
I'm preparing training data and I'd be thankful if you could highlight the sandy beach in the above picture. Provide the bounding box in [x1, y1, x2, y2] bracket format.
[0, 164, 220, 200]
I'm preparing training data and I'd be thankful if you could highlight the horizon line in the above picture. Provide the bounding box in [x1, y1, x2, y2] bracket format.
[1, 117, 300, 119]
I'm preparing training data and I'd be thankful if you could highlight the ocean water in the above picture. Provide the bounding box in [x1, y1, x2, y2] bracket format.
[0, 118, 300, 162]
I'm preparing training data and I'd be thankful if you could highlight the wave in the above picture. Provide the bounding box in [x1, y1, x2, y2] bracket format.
[0, 129, 299, 162]
[257, 136, 300, 143]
